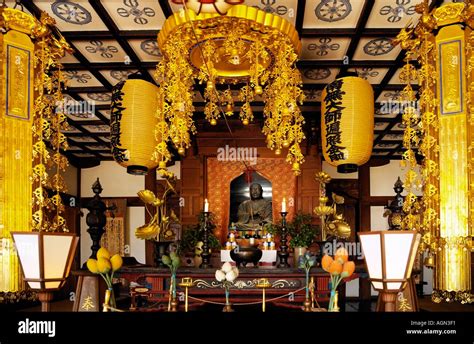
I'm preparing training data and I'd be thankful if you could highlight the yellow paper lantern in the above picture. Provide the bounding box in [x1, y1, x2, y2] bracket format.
[321, 76, 374, 173]
[171, 0, 244, 15]
[111, 77, 159, 175]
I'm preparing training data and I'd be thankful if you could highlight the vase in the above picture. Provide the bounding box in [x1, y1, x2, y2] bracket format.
[294, 247, 307, 267]
[103, 287, 116, 312]
[328, 289, 340, 312]
[222, 288, 234, 312]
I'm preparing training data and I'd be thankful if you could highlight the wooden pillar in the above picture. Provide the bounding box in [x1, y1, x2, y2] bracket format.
[180, 154, 204, 226]
[358, 163, 372, 303]
[296, 146, 322, 217]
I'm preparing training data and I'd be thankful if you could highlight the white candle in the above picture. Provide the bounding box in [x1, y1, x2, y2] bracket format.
[204, 198, 209, 212]
[281, 197, 287, 213]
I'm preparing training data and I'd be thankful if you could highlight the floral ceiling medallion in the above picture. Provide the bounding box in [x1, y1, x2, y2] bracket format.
[315, 0, 352, 22]
[51, 1, 92, 25]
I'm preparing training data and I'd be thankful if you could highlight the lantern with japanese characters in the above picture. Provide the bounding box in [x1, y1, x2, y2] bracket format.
[321, 76, 374, 173]
[110, 77, 159, 175]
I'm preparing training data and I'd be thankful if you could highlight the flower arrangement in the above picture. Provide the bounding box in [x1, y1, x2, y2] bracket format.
[298, 252, 317, 301]
[87, 247, 123, 310]
[321, 247, 355, 311]
[162, 251, 181, 311]
[215, 262, 239, 311]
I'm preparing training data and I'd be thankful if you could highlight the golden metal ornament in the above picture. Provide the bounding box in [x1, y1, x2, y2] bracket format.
[156, 4, 304, 174]
[397, 2, 473, 303]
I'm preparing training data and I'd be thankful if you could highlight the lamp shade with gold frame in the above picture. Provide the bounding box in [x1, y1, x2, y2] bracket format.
[359, 230, 420, 312]
[11, 231, 79, 311]
[321, 76, 374, 173]
[110, 76, 159, 175]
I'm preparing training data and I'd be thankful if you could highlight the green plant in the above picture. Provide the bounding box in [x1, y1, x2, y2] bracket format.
[266, 212, 319, 248]
[179, 213, 220, 254]
[288, 212, 319, 248]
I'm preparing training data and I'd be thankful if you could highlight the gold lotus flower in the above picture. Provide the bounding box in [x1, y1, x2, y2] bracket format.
[315, 171, 331, 184]
[137, 190, 157, 205]
[135, 223, 160, 240]
[314, 205, 334, 216]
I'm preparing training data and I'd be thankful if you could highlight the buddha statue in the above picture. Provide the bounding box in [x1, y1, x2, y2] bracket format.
[235, 183, 272, 231]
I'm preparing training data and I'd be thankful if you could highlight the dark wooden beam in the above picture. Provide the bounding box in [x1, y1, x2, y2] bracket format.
[338, 0, 375, 77]
[295, 0, 306, 35]
[88, 0, 154, 84]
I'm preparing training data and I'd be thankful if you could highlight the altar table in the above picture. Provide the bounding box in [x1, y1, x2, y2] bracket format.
[118, 266, 361, 311]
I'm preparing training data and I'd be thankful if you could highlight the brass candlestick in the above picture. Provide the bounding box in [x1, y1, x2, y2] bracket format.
[178, 277, 194, 312]
[256, 278, 271, 312]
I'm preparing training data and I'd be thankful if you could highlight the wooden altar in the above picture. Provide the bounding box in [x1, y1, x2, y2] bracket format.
[118, 266, 364, 311]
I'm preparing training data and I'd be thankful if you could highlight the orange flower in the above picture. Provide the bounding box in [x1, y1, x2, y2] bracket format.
[321, 255, 333, 272]
[328, 260, 343, 275]
[335, 247, 348, 264]
[341, 261, 355, 278]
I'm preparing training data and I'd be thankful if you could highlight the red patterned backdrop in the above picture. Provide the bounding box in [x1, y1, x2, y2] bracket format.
[206, 157, 296, 242]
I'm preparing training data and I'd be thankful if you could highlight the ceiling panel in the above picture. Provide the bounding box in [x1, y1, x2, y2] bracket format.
[349, 67, 389, 84]
[365, 0, 426, 28]
[353, 37, 402, 61]
[302, 68, 339, 84]
[78, 93, 113, 105]
[64, 70, 103, 87]
[101, 0, 166, 30]
[300, 37, 351, 61]
[99, 69, 139, 86]
[72, 39, 127, 63]
[34, 0, 108, 31]
[128, 39, 162, 62]
[303, 0, 366, 29]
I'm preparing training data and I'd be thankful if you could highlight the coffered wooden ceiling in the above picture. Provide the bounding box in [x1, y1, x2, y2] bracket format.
[13, 0, 458, 166]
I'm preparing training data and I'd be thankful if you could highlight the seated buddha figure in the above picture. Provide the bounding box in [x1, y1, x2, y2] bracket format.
[235, 183, 272, 231]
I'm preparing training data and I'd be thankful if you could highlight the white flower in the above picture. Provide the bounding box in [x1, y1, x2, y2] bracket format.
[221, 262, 233, 273]
[231, 266, 239, 278]
[225, 270, 238, 282]
[215, 269, 226, 282]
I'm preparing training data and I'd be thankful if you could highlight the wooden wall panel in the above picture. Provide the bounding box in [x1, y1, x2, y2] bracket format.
[296, 150, 322, 217]
[180, 155, 204, 226]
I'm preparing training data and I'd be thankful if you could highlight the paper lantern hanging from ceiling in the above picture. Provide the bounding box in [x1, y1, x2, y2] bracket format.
[110, 76, 159, 175]
[171, 0, 245, 15]
[321, 76, 374, 173]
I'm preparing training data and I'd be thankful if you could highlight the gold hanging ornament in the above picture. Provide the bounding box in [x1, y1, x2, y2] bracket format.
[395, 0, 473, 304]
[157, 4, 304, 175]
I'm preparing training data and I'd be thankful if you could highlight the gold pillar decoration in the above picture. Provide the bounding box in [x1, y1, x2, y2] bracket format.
[395, 1, 473, 303]
[0, 7, 71, 292]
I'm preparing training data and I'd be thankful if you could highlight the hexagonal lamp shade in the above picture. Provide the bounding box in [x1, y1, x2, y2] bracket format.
[12, 232, 79, 312]
[358, 230, 421, 312]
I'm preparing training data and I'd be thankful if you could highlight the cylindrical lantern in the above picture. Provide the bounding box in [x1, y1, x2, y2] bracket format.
[111, 76, 159, 175]
[321, 76, 374, 173]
